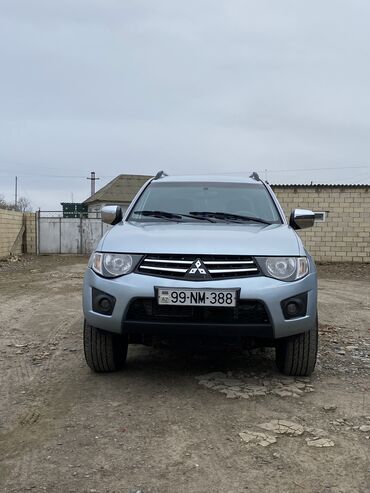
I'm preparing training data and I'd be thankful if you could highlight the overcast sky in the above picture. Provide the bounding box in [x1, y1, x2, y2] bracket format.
[1, 0, 370, 210]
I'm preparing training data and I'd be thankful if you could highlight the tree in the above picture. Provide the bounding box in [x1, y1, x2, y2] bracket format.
[0, 195, 8, 209]
[0, 194, 33, 212]
[14, 197, 33, 212]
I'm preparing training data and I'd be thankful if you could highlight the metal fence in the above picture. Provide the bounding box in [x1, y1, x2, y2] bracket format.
[37, 211, 110, 255]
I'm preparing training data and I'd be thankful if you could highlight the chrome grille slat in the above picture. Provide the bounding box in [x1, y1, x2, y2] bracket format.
[140, 266, 188, 273]
[208, 268, 258, 274]
[137, 254, 260, 280]
[204, 260, 254, 265]
[144, 259, 193, 264]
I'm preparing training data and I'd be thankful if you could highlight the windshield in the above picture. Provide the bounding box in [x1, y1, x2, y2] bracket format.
[128, 181, 282, 224]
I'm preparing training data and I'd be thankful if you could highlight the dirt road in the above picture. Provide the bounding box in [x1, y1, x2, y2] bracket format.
[0, 256, 369, 493]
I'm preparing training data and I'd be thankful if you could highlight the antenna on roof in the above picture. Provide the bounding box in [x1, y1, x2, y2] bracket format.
[249, 171, 261, 181]
[153, 170, 168, 180]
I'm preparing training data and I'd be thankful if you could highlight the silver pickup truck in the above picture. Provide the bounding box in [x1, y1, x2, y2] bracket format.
[83, 172, 318, 376]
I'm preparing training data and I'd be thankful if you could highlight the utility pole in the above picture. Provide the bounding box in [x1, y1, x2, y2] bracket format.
[15, 176, 18, 209]
[86, 171, 100, 196]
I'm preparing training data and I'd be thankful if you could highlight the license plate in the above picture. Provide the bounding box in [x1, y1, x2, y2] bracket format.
[156, 288, 238, 307]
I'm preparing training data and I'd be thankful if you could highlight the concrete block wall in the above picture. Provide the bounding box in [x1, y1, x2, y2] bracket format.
[0, 209, 37, 259]
[24, 212, 37, 254]
[272, 186, 370, 262]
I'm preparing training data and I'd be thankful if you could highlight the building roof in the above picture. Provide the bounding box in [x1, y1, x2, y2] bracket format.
[270, 183, 369, 188]
[83, 174, 152, 204]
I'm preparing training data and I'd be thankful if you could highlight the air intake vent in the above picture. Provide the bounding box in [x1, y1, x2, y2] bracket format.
[125, 298, 269, 324]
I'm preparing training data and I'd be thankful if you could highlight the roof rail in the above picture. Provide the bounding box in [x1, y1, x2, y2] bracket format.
[153, 170, 168, 180]
[249, 171, 261, 181]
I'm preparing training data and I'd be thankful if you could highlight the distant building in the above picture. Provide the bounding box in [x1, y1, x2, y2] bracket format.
[83, 174, 152, 214]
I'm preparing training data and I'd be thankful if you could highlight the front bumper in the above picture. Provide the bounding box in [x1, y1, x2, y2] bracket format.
[83, 268, 317, 339]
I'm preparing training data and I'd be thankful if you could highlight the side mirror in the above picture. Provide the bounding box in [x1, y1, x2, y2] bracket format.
[101, 205, 123, 225]
[289, 209, 315, 230]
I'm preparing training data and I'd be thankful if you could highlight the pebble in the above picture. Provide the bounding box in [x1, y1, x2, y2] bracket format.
[322, 404, 337, 412]
[305, 437, 335, 447]
[273, 389, 293, 398]
[359, 425, 370, 432]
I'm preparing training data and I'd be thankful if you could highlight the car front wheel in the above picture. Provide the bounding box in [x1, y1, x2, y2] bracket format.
[275, 316, 318, 376]
[83, 320, 128, 372]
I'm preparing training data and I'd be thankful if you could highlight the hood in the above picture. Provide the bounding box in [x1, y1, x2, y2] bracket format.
[101, 221, 303, 256]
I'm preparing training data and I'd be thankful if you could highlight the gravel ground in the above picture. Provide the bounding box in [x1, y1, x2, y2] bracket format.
[0, 256, 369, 493]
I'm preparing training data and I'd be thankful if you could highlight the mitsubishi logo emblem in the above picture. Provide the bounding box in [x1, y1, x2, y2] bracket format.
[189, 259, 207, 275]
[185, 258, 211, 280]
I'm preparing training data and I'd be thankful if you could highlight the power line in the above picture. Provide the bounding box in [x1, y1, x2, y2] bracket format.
[167, 165, 370, 177]
[333, 171, 370, 184]
[0, 171, 116, 180]
[260, 165, 370, 173]
[0, 171, 86, 179]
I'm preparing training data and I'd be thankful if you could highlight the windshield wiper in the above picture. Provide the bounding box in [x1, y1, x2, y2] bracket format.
[132, 210, 215, 222]
[132, 210, 183, 221]
[189, 211, 272, 225]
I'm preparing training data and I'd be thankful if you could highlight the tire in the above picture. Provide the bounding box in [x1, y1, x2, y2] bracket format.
[275, 316, 318, 376]
[83, 320, 128, 372]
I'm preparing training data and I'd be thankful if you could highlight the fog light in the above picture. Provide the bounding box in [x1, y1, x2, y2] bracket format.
[281, 293, 308, 319]
[99, 297, 112, 312]
[286, 301, 300, 317]
[92, 288, 116, 315]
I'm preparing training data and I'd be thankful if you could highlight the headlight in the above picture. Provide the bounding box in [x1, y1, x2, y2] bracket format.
[91, 252, 141, 278]
[257, 257, 309, 281]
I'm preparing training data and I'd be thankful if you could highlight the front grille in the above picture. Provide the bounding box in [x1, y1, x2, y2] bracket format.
[125, 298, 270, 325]
[137, 254, 260, 280]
